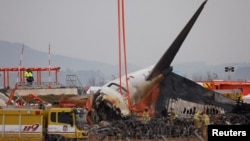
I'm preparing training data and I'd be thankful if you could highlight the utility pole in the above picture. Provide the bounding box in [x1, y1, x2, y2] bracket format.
[225, 66, 234, 80]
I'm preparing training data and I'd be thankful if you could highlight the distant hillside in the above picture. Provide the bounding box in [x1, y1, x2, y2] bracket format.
[0, 40, 140, 86]
[1, 40, 250, 87]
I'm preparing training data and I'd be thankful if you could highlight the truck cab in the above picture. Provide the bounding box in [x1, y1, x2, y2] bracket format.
[0, 106, 89, 141]
[44, 107, 89, 141]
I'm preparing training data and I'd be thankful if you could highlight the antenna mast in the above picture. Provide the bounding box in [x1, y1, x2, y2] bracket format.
[48, 44, 51, 88]
[16, 44, 24, 84]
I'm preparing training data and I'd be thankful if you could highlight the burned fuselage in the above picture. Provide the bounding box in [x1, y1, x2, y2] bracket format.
[86, 0, 230, 123]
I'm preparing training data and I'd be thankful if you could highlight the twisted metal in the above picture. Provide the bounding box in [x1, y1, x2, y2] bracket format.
[89, 113, 250, 141]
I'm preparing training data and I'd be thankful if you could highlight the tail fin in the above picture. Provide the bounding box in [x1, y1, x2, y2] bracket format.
[147, 0, 207, 80]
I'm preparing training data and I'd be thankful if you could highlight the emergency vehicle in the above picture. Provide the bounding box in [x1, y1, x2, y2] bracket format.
[0, 105, 89, 141]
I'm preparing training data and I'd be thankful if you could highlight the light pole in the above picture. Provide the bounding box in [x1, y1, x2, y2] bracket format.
[225, 66, 234, 80]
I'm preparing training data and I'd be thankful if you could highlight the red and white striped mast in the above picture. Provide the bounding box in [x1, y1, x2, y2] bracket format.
[48, 44, 51, 88]
[16, 44, 24, 84]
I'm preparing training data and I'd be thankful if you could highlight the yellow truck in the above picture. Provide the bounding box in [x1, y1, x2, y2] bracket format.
[0, 106, 89, 141]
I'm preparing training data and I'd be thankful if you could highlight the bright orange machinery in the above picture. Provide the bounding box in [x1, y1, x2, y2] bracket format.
[197, 80, 250, 96]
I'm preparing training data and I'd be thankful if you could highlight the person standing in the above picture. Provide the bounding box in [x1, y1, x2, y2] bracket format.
[193, 110, 203, 132]
[25, 68, 34, 85]
[201, 111, 210, 141]
[168, 108, 178, 125]
[142, 107, 150, 122]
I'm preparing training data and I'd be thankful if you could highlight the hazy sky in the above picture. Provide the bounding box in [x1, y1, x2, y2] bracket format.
[0, 0, 249, 68]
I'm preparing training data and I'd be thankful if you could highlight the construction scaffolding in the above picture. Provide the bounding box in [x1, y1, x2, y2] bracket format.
[0, 67, 60, 88]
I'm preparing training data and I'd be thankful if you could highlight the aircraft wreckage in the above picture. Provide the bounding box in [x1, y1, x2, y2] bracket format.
[61, 0, 250, 139]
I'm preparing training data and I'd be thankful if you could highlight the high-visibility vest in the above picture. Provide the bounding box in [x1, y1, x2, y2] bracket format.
[194, 111, 201, 120]
[142, 111, 150, 121]
[25, 71, 33, 78]
[202, 114, 210, 126]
